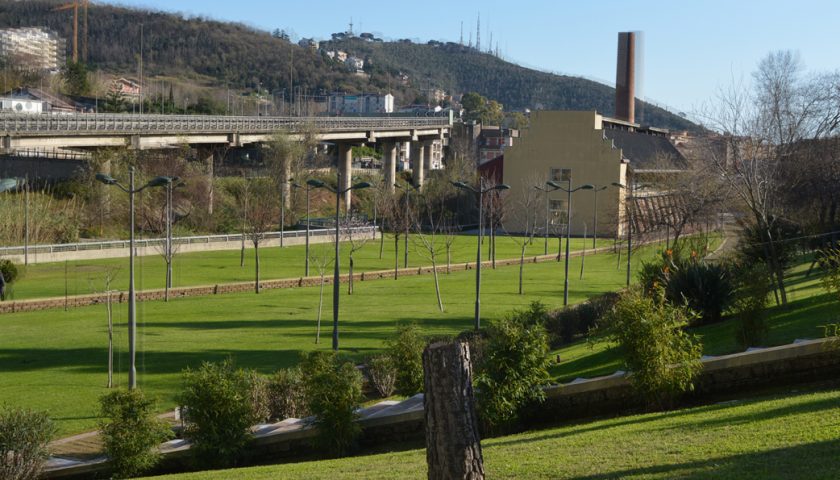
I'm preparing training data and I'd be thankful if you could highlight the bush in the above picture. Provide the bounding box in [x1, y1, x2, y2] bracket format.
[366, 355, 397, 398]
[267, 368, 308, 421]
[99, 389, 173, 478]
[245, 370, 271, 424]
[178, 359, 260, 468]
[474, 314, 551, 432]
[600, 287, 702, 408]
[664, 261, 733, 326]
[385, 325, 426, 396]
[300, 351, 363, 456]
[545, 293, 619, 347]
[819, 247, 840, 303]
[0, 259, 20, 284]
[0, 406, 54, 480]
[731, 262, 772, 348]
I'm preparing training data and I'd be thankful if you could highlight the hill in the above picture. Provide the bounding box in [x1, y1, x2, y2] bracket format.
[0, 1, 697, 130]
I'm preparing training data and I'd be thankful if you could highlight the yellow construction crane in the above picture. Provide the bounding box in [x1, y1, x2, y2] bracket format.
[53, 0, 89, 63]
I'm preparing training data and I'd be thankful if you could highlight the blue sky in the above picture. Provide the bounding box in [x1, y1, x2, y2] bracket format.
[118, 0, 838, 114]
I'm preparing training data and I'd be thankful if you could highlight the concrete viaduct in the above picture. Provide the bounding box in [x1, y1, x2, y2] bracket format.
[0, 112, 452, 206]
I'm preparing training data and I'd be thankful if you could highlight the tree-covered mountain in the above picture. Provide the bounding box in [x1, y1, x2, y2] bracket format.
[0, 1, 697, 130]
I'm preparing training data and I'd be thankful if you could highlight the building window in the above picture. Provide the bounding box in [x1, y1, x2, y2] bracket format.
[550, 168, 571, 183]
[549, 199, 568, 224]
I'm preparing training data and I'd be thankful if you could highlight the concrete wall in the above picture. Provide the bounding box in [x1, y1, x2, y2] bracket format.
[0, 156, 86, 181]
[502, 111, 627, 237]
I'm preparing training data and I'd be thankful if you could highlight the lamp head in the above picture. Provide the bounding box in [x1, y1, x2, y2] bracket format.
[95, 173, 118, 185]
[352, 181, 372, 190]
[579, 184, 595, 190]
[307, 179, 326, 188]
[546, 180, 563, 189]
[146, 176, 174, 188]
[493, 183, 511, 191]
[611, 182, 626, 189]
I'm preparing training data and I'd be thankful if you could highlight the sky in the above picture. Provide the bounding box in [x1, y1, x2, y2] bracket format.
[117, 0, 839, 115]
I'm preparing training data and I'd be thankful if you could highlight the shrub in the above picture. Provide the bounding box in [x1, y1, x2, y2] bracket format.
[0, 406, 54, 480]
[385, 325, 426, 396]
[731, 262, 772, 348]
[366, 355, 397, 398]
[99, 389, 173, 479]
[300, 351, 363, 456]
[455, 329, 488, 372]
[178, 359, 259, 468]
[819, 247, 840, 302]
[0, 259, 20, 284]
[545, 293, 620, 347]
[600, 287, 702, 408]
[245, 370, 271, 424]
[664, 261, 733, 326]
[267, 368, 307, 420]
[474, 314, 551, 432]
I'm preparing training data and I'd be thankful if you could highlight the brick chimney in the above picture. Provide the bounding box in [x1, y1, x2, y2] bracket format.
[615, 32, 636, 124]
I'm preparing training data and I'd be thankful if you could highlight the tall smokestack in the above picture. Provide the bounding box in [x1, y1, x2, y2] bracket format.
[615, 31, 636, 124]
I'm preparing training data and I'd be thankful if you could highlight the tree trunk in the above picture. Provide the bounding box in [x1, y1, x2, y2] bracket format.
[519, 245, 526, 295]
[254, 242, 261, 294]
[348, 256, 354, 295]
[379, 227, 385, 259]
[240, 232, 246, 267]
[423, 341, 484, 480]
[316, 274, 324, 344]
[446, 245, 452, 274]
[431, 254, 443, 312]
[107, 291, 113, 388]
[394, 235, 400, 280]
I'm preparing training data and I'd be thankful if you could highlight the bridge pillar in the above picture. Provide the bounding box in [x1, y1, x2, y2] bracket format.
[423, 139, 433, 178]
[280, 152, 292, 210]
[383, 142, 397, 193]
[411, 142, 425, 188]
[196, 146, 222, 215]
[338, 143, 353, 211]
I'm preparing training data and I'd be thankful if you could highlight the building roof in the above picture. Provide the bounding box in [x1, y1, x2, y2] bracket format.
[603, 127, 687, 171]
[3, 87, 77, 111]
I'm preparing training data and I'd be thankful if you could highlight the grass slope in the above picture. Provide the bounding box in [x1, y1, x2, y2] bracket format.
[0, 242, 644, 436]
[147, 387, 840, 479]
[8, 235, 609, 301]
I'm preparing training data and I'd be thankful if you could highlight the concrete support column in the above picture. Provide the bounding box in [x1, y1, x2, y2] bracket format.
[280, 153, 291, 210]
[196, 146, 217, 215]
[423, 140, 433, 178]
[384, 142, 397, 193]
[411, 142, 425, 188]
[338, 143, 353, 210]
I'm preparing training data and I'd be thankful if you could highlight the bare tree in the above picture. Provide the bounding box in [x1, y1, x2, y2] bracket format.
[309, 243, 334, 344]
[412, 187, 452, 312]
[244, 178, 279, 294]
[506, 174, 541, 294]
[699, 51, 840, 305]
[342, 216, 370, 295]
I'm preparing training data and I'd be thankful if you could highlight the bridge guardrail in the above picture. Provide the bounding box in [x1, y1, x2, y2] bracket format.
[0, 113, 452, 135]
[0, 226, 376, 257]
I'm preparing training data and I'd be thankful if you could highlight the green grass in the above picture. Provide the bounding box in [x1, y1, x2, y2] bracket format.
[550, 257, 839, 382]
[7, 234, 613, 301]
[146, 386, 840, 479]
[0, 241, 647, 437]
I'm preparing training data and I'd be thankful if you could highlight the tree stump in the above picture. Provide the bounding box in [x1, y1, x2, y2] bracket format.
[423, 341, 485, 480]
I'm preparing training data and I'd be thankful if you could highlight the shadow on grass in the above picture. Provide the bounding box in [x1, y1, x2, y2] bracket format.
[568, 439, 840, 479]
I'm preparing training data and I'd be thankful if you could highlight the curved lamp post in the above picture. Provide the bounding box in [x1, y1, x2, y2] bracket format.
[307, 172, 370, 351]
[547, 180, 594, 306]
[612, 181, 634, 287]
[451, 179, 510, 330]
[394, 182, 420, 268]
[96, 167, 174, 389]
[291, 179, 314, 277]
[590, 185, 609, 250]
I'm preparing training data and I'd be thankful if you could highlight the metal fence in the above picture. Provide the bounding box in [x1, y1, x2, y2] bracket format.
[0, 226, 376, 256]
[0, 113, 452, 135]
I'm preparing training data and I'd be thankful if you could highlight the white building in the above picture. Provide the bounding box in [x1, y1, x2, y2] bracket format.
[328, 93, 394, 115]
[0, 27, 65, 71]
[345, 56, 365, 73]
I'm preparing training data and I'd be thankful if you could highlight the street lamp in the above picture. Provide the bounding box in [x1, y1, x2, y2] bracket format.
[307, 172, 370, 351]
[96, 168, 173, 389]
[547, 180, 594, 306]
[291, 180, 314, 277]
[394, 182, 419, 268]
[612, 181, 634, 287]
[0, 178, 27, 265]
[451, 179, 510, 330]
[590, 185, 609, 250]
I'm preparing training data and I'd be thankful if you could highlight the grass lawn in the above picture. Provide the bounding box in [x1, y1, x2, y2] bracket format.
[146, 386, 840, 479]
[550, 256, 840, 382]
[6, 234, 613, 301]
[0, 241, 649, 437]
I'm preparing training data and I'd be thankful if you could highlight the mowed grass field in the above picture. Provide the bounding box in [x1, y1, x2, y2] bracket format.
[550, 257, 839, 382]
[0, 241, 646, 436]
[146, 387, 840, 479]
[7, 233, 612, 300]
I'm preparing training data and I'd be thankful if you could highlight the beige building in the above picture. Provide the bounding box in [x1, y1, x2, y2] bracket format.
[0, 27, 65, 71]
[500, 110, 685, 238]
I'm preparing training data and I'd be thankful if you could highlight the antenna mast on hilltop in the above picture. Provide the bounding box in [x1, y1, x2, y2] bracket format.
[475, 13, 481, 52]
[348, 17, 354, 36]
[460, 21, 463, 46]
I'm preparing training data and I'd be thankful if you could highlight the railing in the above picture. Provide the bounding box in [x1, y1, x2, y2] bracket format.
[0, 113, 452, 135]
[0, 226, 376, 256]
